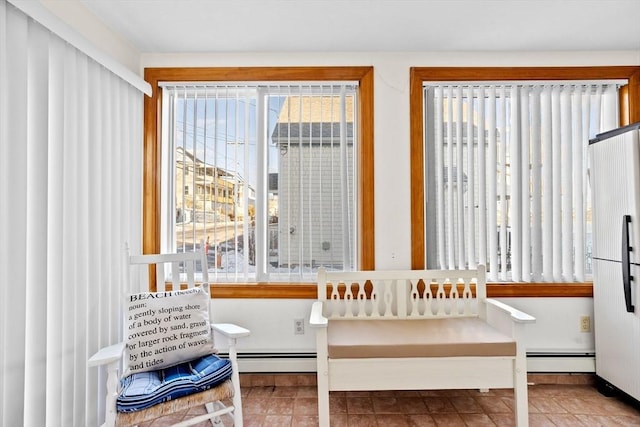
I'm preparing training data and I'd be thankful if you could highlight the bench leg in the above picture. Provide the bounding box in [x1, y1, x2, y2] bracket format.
[316, 328, 330, 427]
[317, 371, 330, 427]
[513, 353, 529, 426]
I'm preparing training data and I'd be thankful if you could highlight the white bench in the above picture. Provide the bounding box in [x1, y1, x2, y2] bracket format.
[309, 265, 535, 426]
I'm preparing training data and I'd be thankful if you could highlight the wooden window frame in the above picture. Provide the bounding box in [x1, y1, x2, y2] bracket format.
[143, 67, 375, 298]
[410, 66, 640, 298]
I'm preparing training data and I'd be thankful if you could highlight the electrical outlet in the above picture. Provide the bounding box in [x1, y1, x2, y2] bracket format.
[294, 318, 305, 335]
[580, 316, 591, 332]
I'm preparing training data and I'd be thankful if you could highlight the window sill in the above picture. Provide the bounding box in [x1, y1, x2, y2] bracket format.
[206, 281, 594, 299]
[487, 282, 593, 298]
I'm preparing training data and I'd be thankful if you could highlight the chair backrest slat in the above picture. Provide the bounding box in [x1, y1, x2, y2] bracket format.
[124, 242, 209, 297]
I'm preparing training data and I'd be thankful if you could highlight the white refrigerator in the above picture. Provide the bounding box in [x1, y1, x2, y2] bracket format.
[590, 123, 640, 400]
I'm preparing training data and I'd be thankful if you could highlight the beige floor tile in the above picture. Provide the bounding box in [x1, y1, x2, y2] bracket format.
[121, 381, 640, 427]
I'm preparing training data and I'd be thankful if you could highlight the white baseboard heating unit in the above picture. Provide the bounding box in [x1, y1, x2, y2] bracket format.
[526, 352, 595, 373]
[220, 352, 595, 374]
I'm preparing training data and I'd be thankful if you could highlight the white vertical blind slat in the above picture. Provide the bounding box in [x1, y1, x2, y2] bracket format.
[78, 52, 93, 425]
[255, 88, 266, 279]
[510, 85, 521, 281]
[573, 85, 585, 282]
[487, 87, 498, 281]
[520, 87, 531, 281]
[499, 85, 508, 281]
[592, 87, 603, 138]
[551, 87, 563, 281]
[530, 87, 542, 281]
[296, 89, 303, 279]
[86, 62, 105, 422]
[45, 33, 65, 427]
[541, 86, 553, 281]
[340, 88, 351, 270]
[602, 85, 618, 131]
[3, 5, 29, 425]
[23, 18, 49, 427]
[61, 45, 79, 427]
[456, 86, 465, 267]
[560, 86, 573, 281]
[75, 51, 88, 425]
[0, 1, 6, 423]
[579, 87, 591, 282]
[306, 86, 314, 273]
[285, 90, 292, 273]
[328, 87, 335, 269]
[435, 87, 445, 269]
[243, 86, 251, 280]
[446, 87, 454, 269]
[191, 87, 199, 256]
[466, 86, 476, 269]
[477, 86, 487, 268]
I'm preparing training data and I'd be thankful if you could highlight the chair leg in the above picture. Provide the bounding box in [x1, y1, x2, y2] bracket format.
[230, 383, 243, 426]
[228, 338, 244, 427]
[104, 361, 120, 427]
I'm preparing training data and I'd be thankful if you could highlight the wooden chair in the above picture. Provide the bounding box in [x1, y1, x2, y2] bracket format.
[89, 243, 249, 427]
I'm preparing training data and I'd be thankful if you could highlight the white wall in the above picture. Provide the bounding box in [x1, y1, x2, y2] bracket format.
[211, 297, 595, 354]
[41, 2, 640, 369]
[142, 51, 640, 367]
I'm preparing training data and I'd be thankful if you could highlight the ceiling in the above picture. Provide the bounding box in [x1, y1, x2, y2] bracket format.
[80, 0, 640, 54]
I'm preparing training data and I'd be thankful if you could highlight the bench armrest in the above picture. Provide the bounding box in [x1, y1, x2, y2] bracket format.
[88, 342, 126, 367]
[212, 323, 251, 339]
[486, 298, 536, 323]
[310, 301, 327, 327]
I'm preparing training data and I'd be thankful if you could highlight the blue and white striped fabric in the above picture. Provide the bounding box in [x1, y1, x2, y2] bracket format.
[117, 354, 232, 412]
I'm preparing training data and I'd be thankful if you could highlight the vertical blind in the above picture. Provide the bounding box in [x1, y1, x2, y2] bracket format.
[161, 84, 357, 282]
[424, 82, 620, 282]
[0, 2, 143, 425]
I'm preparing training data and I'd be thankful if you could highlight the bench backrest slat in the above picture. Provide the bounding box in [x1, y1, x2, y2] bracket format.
[317, 266, 486, 320]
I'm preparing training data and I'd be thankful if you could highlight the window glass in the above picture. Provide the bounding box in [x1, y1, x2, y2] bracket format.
[161, 83, 358, 282]
[423, 81, 620, 282]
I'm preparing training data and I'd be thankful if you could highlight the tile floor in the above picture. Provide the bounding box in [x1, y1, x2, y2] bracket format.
[141, 374, 640, 426]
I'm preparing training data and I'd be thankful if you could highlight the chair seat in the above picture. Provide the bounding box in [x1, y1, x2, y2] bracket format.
[116, 380, 235, 427]
[117, 354, 233, 413]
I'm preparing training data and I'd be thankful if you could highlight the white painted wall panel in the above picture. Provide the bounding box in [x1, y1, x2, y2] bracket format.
[31, 5, 633, 366]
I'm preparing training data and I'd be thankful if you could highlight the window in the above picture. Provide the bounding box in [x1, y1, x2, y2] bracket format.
[144, 67, 374, 294]
[410, 67, 640, 293]
[423, 82, 620, 283]
[162, 83, 357, 282]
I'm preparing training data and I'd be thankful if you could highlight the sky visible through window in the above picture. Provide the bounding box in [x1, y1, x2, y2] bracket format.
[174, 93, 284, 188]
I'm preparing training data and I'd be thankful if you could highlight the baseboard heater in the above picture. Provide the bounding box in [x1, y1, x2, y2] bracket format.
[218, 352, 596, 374]
[219, 352, 318, 373]
[526, 352, 595, 373]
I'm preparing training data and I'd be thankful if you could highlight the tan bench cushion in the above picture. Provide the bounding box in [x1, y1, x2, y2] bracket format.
[327, 317, 516, 359]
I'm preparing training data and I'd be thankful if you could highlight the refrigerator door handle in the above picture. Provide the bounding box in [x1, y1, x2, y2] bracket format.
[622, 215, 635, 313]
